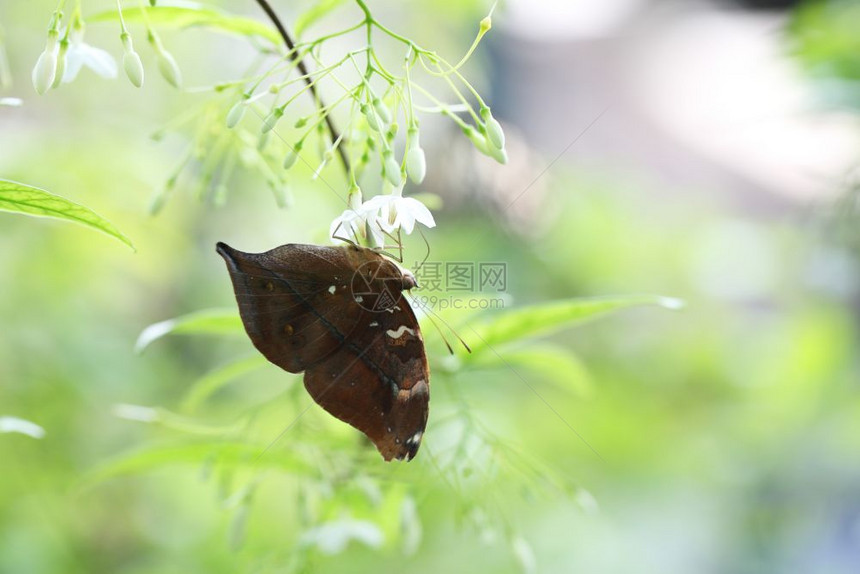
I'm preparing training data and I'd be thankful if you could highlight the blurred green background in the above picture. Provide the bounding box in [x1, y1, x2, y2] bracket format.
[2, 0, 860, 572]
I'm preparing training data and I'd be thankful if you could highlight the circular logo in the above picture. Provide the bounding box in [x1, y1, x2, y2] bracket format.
[350, 259, 406, 313]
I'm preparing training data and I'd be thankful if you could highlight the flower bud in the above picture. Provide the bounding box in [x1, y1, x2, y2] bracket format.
[32, 32, 59, 95]
[257, 130, 270, 151]
[480, 16, 492, 34]
[386, 122, 398, 143]
[480, 107, 505, 150]
[121, 34, 144, 87]
[294, 116, 308, 128]
[463, 124, 508, 164]
[372, 97, 391, 125]
[405, 128, 426, 184]
[50, 38, 69, 90]
[156, 49, 182, 88]
[225, 99, 246, 128]
[382, 150, 402, 187]
[347, 182, 362, 210]
[261, 107, 283, 133]
[361, 103, 380, 132]
[282, 140, 303, 170]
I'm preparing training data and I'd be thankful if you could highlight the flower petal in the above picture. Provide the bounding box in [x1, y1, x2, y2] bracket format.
[81, 44, 118, 78]
[401, 197, 436, 229]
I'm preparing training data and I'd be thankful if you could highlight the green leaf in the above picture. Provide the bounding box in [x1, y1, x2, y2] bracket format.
[181, 355, 270, 413]
[112, 403, 243, 436]
[466, 344, 593, 397]
[90, 5, 281, 45]
[135, 308, 244, 353]
[77, 441, 314, 491]
[462, 295, 684, 354]
[0, 179, 134, 250]
[295, 0, 347, 38]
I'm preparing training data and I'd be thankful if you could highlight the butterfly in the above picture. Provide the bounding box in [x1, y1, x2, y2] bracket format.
[216, 242, 429, 461]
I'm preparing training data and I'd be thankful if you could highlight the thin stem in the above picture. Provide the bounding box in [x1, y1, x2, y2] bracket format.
[254, 0, 350, 173]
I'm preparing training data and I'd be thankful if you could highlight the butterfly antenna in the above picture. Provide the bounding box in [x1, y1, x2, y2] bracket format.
[378, 227, 404, 262]
[330, 221, 359, 247]
[408, 292, 454, 355]
[412, 226, 432, 276]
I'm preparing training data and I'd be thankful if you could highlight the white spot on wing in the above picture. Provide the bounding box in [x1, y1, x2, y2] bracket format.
[406, 431, 423, 446]
[328, 285, 336, 294]
[369, 322, 379, 327]
[355, 296, 363, 303]
[386, 325, 416, 339]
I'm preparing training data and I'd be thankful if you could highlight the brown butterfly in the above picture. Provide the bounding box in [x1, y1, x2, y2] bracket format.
[216, 242, 429, 461]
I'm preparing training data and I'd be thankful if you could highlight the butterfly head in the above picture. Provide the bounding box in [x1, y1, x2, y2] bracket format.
[401, 269, 418, 291]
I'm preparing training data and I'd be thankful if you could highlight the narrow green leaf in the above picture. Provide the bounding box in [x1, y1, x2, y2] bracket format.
[112, 403, 243, 436]
[466, 344, 593, 397]
[294, 0, 347, 38]
[463, 295, 684, 353]
[0, 179, 134, 249]
[90, 5, 280, 45]
[77, 441, 313, 491]
[181, 355, 269, 413]
[135, 308, 244, 353]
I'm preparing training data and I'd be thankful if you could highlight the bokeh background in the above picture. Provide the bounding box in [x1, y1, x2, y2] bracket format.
[2, 0, 860, 572]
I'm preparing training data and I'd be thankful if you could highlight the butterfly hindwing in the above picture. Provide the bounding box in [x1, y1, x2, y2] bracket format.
[303, 299, 429, 461]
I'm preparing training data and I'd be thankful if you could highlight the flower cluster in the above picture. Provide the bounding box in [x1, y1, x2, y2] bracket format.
[221, 1, 505, 233]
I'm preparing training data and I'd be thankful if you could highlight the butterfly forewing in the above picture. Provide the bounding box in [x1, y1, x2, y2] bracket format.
[217, 243, 363, 372]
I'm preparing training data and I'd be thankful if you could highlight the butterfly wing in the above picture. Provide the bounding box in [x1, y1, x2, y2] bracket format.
[216, 242, 364, 373]
[303, 299, 429, 461]
[218, 242, 430, 461]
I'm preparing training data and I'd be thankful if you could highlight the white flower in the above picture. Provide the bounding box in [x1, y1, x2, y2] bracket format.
[63, 28, 117, 83]
[362, 190, 436, 235]
[329, 207, 370, 244]
[329, 187, 436, 247]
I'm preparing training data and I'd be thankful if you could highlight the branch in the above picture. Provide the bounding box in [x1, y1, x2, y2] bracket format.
[254, 0, 350, 174]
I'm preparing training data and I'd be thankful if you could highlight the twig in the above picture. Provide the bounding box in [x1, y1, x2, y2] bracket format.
[254, 0, 350, 173]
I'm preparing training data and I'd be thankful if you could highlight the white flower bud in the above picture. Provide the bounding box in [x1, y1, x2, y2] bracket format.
[405, 128, 426, 184]
[121, 35, 144, 87]
[225, 99, 246, 128]
[347, 182, 362, 210]
[361, 103, 380, 132]
[156, 50, 182, 89]
[50, 39, 68, 90]
[123, 51, 144, 87]
[386, 122, 398, 143]
[481, 107, 505, 150]
[283, 141, 303, 170]
[372, 97, 391, 125]
[257, 130, 270, 151]
[464, 124, 508, 164]
[383, 150, 402, 187]
[261, 107, 283, 133]
[32, 32, 60, 95]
